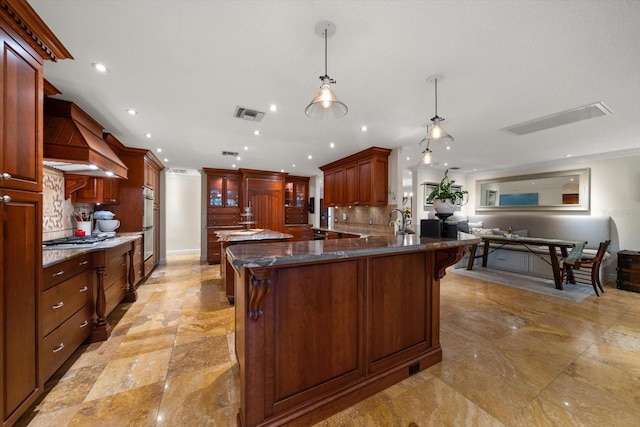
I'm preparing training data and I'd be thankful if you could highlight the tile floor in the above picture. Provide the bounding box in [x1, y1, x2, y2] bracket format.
[18, 254, 640, 426]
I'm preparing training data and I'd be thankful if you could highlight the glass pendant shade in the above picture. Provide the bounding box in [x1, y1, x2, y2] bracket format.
[305, 80, 348, 119]
[419, 148, 436, 165]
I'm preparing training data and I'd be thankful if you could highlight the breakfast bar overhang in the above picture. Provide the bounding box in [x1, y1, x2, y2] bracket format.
[227, 233, 480, 426]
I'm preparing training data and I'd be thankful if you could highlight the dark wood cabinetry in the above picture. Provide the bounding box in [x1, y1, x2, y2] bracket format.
[0, 3, 71, 424]
[242, 169, 286, 231]
[103, 136, 163, 276]
[285, 175, 309, 225]
[203, 168, 242, 264]
[41, 254, 93, 381]
[66, 175, 120, 204]
[320, 147, 391, 207]
[284, 225, 313, 241]
[617, 250, 640, 293]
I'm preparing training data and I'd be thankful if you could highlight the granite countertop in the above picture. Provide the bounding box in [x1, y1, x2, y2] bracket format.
[312, 224, 397, 237]
[43, 233, 142, 268]
[227, 232, 480, 270]
[215, 229, 293, 242]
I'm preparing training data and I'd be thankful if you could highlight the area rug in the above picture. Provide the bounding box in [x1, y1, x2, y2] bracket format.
[451, 267, 594, 302]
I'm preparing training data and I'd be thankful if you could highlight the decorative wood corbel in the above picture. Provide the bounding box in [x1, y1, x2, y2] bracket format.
[433, 246, 466, 280]
[64, 174, 89, 199]
[247, 268, 273, 321]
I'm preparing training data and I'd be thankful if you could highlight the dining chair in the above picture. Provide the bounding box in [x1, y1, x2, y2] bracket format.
[562, 240, 611, 296]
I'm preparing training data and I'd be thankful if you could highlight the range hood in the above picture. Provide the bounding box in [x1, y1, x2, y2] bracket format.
[44, 98, 128, 179]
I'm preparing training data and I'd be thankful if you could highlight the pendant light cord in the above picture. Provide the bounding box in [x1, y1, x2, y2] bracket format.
[324, 29, 328, 76]
[434, 78, 438, 116]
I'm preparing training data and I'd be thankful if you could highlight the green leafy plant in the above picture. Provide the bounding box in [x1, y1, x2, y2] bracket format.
[427, 169, 468, 205]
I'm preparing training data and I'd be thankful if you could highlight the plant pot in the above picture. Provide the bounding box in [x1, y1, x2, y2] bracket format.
[433, 199, 456, 215]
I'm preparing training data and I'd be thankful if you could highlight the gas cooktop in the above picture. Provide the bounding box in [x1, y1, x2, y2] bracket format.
[43, 234, 114, 246]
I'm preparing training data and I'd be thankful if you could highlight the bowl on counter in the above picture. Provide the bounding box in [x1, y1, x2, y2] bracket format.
[97, 219, 120, 232]
[94, 211, 116, 220]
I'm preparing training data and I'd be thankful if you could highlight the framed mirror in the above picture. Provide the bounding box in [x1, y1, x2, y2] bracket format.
[475, 168, 590, 212]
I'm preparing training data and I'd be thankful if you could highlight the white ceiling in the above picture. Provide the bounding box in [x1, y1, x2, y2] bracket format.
[29, 0, 640, 180]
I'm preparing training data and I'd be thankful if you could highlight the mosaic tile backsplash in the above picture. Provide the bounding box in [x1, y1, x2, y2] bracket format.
[43, 167, 79, 241]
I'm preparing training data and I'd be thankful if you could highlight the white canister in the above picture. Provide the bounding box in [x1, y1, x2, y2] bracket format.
[77, 221, 92, 236]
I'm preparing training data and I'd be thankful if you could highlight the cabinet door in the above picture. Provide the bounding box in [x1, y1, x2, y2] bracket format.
[102, 178, 120, 204]
[327, 168, 345, 206]
[0, 27, 43, 193]
[245, 178, 284, 231]
[208, 176, 223, 207]
[225, 176, 239, 207]
[345, 164, 358, 205]
[1, 189, 42, 422]
[357, 160, 372, 205]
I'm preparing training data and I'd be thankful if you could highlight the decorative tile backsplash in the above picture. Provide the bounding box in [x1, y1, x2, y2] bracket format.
[43, 167, 76, 241]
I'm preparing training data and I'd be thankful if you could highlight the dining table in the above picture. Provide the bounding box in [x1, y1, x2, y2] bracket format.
[466, 234, 586, 290]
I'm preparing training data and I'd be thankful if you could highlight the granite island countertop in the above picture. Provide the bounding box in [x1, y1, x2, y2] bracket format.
[312, 224, 402, 237]
[43, 233, 142, 268]
[215, 228, 292, 242]
[227, 232, 480, 270]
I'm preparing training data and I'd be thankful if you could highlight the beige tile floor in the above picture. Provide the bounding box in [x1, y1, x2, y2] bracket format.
[18, 254, 640, 426]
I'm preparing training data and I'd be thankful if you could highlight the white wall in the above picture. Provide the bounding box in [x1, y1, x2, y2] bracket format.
[165, 172, 201, 255]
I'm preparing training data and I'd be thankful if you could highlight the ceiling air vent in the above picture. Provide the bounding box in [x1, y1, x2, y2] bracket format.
[222, 151, 239, 157]
[168, 168, 189, 175]
[234, 106, 265, 122]
[500, 102, 612, 136]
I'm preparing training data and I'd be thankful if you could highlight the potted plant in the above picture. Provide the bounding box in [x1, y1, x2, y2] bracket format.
[427, 169, 468, 214]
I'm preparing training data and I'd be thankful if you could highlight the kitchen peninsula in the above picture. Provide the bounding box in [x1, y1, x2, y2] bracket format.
[216, 228, 292, 304]
[227, 233, 480, 426]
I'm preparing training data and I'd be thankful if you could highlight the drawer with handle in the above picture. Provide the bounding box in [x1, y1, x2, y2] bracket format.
[42, 270, 93, 336]
[43, 254, 91, 290]
[41, 303, 94, 381]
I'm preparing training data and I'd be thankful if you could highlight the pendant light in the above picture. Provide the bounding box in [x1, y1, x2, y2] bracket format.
[305, 21, 348, 120]
[418, 138, 437, 166]
[425, 74, 454, 143]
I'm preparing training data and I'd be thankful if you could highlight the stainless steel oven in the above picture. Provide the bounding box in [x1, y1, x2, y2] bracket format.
[143, 187, 154, 260]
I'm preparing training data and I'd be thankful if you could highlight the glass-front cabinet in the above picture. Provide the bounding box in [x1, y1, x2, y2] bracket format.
[285, 176, 309, 224]
[209, 174, 239, 207]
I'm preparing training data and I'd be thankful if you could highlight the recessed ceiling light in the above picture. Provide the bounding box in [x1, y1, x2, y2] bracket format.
[329, 142, 335, 148]
[408, 171, 412, 175]
[164, 158, 169, 162]
[232, 164, 237, 168]
[91, 63, 109, 73]
[361, 126, 367, 132]
[444, 162, 449, 166]
[253, 130, 260, 136]
[236, 156, 241, 161]
[280, 169, 285, 173]
[406, 156, 410, 161]
[292, 164, 296, 167]
[565, 154, 572, 157]
[144, 133, 152, 138]
[126, 109, 138, 115]
[269, 104, 277, 112]
[156, 148, 162, 153]
[446, 146, 451, 150]
[308, 155, 312, 159]
[244, 146, 248, 151]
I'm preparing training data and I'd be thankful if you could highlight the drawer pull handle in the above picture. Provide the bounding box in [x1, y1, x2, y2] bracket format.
[79, 260, 89, 266]
[79, 320, 89, 328]
[0, 195, 11, 203]
[52, 301, 65, 310]
[79, 286, 89, 292]
[1, 172, 12, 180]
[52, 343, 65, 353]
[52, 270, 65, 277]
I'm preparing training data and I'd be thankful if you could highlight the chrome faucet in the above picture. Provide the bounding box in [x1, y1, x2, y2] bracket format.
[388, 208, 407, 235]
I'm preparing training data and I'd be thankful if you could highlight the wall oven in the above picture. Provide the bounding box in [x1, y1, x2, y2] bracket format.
[143, 187, 154, 260]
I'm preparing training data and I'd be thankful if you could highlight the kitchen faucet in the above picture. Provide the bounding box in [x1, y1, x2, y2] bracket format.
[388, 208, 407, 235]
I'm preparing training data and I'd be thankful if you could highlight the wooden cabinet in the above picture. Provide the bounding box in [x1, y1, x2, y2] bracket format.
[320, 147, 391, 207]
[103, 136, 164, 276]
[66, 175, 120, 205]
[41, 254, 93, 381]
[617, 250, 640, 293]
[242, 169, 286, 232]
[0, 3, 70, 424]
[203, 169, 242, 264]
[284, 225, 313, 241]
[285, 175, 309, 225]
[132, 238, 144, 286]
